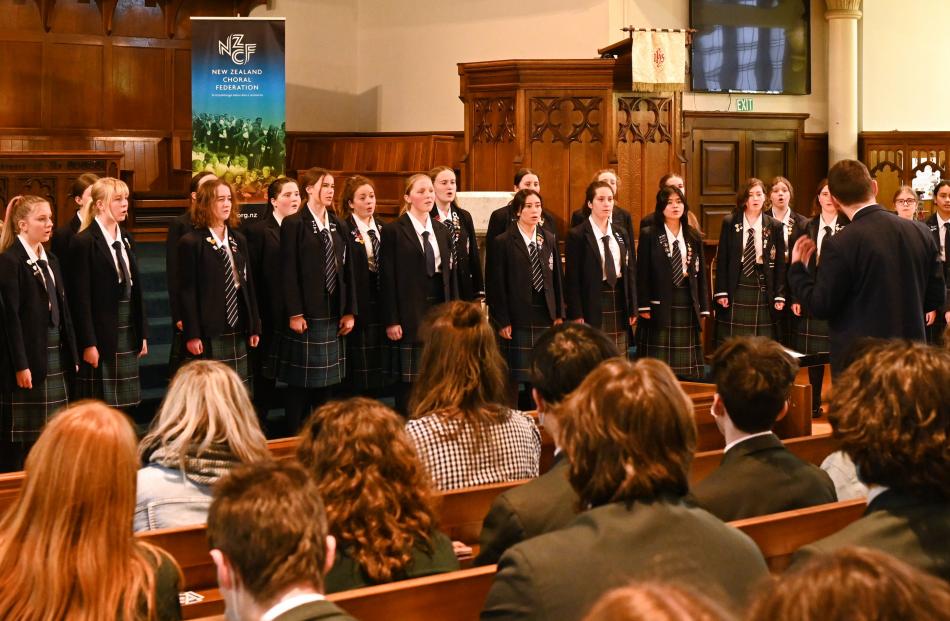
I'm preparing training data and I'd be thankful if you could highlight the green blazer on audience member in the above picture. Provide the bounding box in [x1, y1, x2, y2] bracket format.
[476, 454, 579, 566]
[480, 497, 769, 621]
[691, 433, 837, 522]
[324, 531, 459, 593]
[791, 489, 950, 580]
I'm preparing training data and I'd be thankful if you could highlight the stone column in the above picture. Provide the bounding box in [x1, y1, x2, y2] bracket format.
[825, 0, 862, 164]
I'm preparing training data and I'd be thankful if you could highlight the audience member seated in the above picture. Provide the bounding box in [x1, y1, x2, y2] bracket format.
[406, 301, 541, 490]
[480, 359, 769, 621]
[581, 582, 733, 621]
[297, 398, 459, 592]
[476, 323, 620, 565]
[691, 337, 836, 521]
[748, 547, 950, 621]
[0, 402, 182, 620]
[135, 360, 271, 531]
[820, 450, 868, 500]
[791, 341, 950, 579]
[207, 461, 355, 621]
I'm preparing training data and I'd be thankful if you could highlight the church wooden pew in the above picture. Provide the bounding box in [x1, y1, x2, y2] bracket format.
[689, 432, 841, 486]
[182, 498, 867, 620]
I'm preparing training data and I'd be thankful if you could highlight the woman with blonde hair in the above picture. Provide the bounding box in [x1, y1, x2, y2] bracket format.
[69, 177, 148, 411]
[0, 401, 182, 620]
[135, 360, 271, 531]
[381, 173, 455, 413]
[297, 397, 459, 592]
[0, 195, 78, 471]
[406, 301, 540, 490]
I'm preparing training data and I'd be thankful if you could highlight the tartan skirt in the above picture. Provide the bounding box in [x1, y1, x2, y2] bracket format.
[715, 271, 775, 347]
[0, 326, 69, 444]
[793, 310, 830, 355]
[504, 292, 553, 383]
[257, 327, 283, 380]
[75, 299, 141, 409]
[277, 313, 345, 389]
[389, 274, 444, 383]
[600, 280, 629, 355]
[205, 330, 251, 389]
[643, 284, 704, 379]
[347, 275, 388, 391]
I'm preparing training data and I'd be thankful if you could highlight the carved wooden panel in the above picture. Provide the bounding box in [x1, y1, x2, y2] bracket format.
[752, 141, 790, 183]
[14, 176, 57, 206]
[700, 140, 740, 196]
[617, 96, 673, 144]
[472, 97, 516, 144]
[859, 132, 950, 215]
[529, 96, 603, 145]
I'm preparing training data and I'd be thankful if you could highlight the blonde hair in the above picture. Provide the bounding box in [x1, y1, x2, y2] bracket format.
[139, 360, 270, 468]
[79, 177, 129, 233]
[0, 195, 51, 252]
[0, 402, 179, 620]
[400, 173, 433, 216]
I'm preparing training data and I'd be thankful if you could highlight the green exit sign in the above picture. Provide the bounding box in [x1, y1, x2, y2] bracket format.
[737, 97, 754, 112]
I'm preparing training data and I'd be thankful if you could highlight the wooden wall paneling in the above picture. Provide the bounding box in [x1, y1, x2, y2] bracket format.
[112, 44, 168, 130]
[46, 42, 105, 129]
[751, 139, 791, 183]
[797, 133, 828, 216]
[0, 41, 44, 129]
[464, 95, 518, 191]
[111, 0, 166, 39]
[47, 0, 104, 35]
[173, 48, 192, 132]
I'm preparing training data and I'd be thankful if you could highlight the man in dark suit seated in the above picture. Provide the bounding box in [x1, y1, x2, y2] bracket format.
[481, 359, 769, 620]
[792, 341, 950, 580]
[788, 159, 945, 374]
[207, 461, 355, 621]
[475, 324, 620, 566]
[692, 337, 837, 521]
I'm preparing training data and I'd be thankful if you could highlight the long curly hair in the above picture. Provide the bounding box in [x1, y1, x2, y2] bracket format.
[296, 398, 439, 583]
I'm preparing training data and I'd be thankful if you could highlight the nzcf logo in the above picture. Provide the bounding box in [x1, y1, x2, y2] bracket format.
[218, 34, 257, 65]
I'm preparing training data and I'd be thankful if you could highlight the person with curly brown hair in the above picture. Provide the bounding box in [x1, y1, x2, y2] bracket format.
[791, 341, 950, 579]
[582, 582, 733, 621]
[748, 547, 950, 621]
[297, 398, 459, 592]
[481, 359, 768, 621]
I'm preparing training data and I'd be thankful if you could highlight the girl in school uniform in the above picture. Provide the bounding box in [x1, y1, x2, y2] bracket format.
[0, 195, 78, 471]
[925, 179, 950, 345]
[279, 168, 355, 431]
[245, 177, 300, 424]
[429, 166, 484, 301]
[485, 168, 557, 242]
[338, 175, 390, 395]
[637, 185, 709, 379]
[565, 180, 637, 354]
[68, 177, 148, 411]
[569, 169, 634, 235]
[487, 189, 564, 404]
[788, 179, 849, 414]
[178, 179, 260, 388]
[714, 178, 786, 346]
[766, 176, 809, 346]
[381, 173, 455, 414]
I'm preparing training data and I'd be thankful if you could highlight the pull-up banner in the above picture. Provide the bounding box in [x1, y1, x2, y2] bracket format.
[191, 16, 285, 219]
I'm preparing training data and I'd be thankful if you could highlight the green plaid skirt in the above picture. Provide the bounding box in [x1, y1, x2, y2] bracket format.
[1, 327, 69, 444]
[715, 271, 775, 347]
[793, 309, 830, 355]
[75, 299, 141, 409]
[599, 281, 629, 355]
[643, 284, 704, 379]
[204, 330, 251, 389]
[388, 274, 444, 383]
[277, 315, 345, 389]
[346, 276, 388, 390]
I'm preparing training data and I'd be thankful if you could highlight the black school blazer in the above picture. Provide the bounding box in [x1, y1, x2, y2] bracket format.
[68, 223, 148, 357]
[379, 213, 454, 342]
[714, 212, 787, 316]
[431, 204, 484, 300]
[787, 214, 850, 306]
[281, 208, 356, 321]
[766, 208, 810, 259]
[564, 220, 637, 328]
[165, 211, 194, 325]
[0, 242, 77, 386]
[926, 213, 950, 313]
[345, 215, 386, 325]
[486, 226, 565, 328]
[636, 222, 709, 326]
[486, 204, 558, 242]
[245, 212, 285, 334]
[178, 227, 260, 341]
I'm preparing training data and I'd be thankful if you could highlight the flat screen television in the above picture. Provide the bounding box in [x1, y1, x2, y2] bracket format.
[690, 0, 810, 95]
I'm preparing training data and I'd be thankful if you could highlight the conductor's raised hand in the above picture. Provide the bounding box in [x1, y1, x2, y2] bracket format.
[792, 235, 816, 266]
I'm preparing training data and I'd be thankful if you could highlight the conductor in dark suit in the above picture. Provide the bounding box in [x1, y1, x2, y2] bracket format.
[208, 461, 355, 621]
[481, 359, 769, 621]
[791, 341, 950, 580]
[476, 324, 620, 566]
[788, 160, 945, 373]
[692, 337, 836, 522]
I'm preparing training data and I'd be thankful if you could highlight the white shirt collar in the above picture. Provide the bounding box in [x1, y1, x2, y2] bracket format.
[95, 216, 120, 246]
[743, 212, 762, 231]
[664, 222, 685, 244]
[866, 484, 889, 506]
[18, 234, 47, 264]
[588, 215, 612, 238]
[436, 204, 452, 222]
[408, 211, 434, 237]
[209, 226, 229, 249]
[273, 211, 285, 226]
[517, 223, 539, 248]
[307, 204, 330, 231]
[819, 213, 838, 228]
[772, 207, 791, 224]
[723, 430, 775, 454]
[936, 212, 950, 229]
[353, 215, 378, 236]
[261, 592, 326, 621]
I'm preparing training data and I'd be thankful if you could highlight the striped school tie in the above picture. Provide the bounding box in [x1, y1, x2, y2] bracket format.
[322, 229, 337, 296]
[218, 246, 239, 328]
[741, 228, 757, 278]
[670, 239, 685, 286]
[529, 241, 544, 292]
[367, 228, 381, 272]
